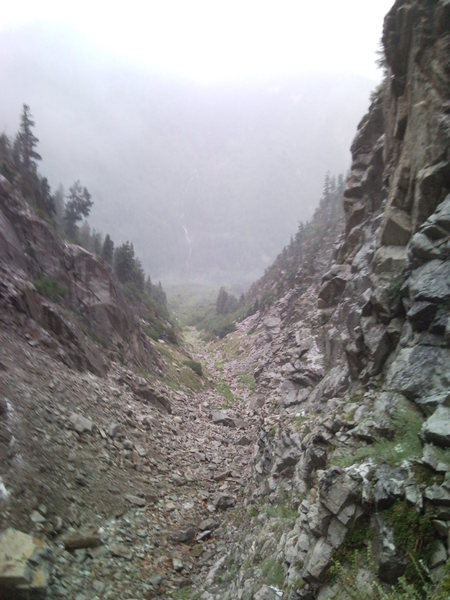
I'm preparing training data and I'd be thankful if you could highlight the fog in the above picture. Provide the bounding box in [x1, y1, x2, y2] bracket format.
[0, 1, 393, 285]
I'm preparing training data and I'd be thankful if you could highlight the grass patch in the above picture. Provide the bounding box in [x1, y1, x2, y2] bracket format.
[216, 380, 234, 405]
[34, 276, 67, 302]
[264, 503, 298, 521]
[142, 315, 178, 345]
[260, 557, 285, 587]
[178, 367, 203, 392]
[215, 360, 224, 373]
[334, 401, 423, 467]
[237, 372, 256, 392]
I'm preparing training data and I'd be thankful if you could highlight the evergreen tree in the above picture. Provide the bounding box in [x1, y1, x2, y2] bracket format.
[144, 275, 152, 296]
[15, 104, 41, 198]
[0, 134, 15, 180]
[92, 229, 103, 256]
[64, 180, 93, 239]
[216, 287, 229, 315]
[36, 176, 55, 215]
[101, 234, 114, 265]
[53, 184, 65, 225]
[79, 221, 92, 250]
[114, 241, 136, 284]
[133, 256, 145, 291]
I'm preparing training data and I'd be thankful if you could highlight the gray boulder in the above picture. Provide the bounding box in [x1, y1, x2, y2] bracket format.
[423, 406, 450, 447]
[69, 412, 94, 434]
[0, 528, 52, 596]
[304, 538, 334, 580]
[408, 260, 450, 303]
[211, 411, 236, 428]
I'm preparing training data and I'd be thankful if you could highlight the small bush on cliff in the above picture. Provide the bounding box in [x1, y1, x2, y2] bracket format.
[334, 401, 423, 467]
[385, 501, 434, 587]
[34, 276, 67, 302]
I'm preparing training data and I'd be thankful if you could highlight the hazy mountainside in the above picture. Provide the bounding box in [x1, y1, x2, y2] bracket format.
[0, 116, 176, 374]
[0, 24, 377, 283]
[247, 173, 345, 310]
[189, 0, 450, 598]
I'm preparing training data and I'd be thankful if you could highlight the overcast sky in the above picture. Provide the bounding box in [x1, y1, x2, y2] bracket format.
[1, 0, 393, 83]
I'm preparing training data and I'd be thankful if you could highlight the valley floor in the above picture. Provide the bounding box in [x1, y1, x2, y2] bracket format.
[0, 319, 263, 599]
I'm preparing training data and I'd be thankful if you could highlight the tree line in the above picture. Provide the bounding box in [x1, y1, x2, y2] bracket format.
[0, 104, 168, 317]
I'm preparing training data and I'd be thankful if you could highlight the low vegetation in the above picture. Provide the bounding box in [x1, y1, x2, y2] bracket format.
[33, 276, 67, 302]
[237, 371, 256, 392]
[183, 359, 203, 377]
[216, 380, 235, 405]
[334, 401, 423, 467]
[331, 552, 450, 600]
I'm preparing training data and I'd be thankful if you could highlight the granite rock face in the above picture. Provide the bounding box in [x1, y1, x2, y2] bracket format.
[196, 1, 450, 598]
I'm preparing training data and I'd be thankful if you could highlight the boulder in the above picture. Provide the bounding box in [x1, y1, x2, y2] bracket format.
[373, 467, 405, 508]
[422, 444, 450, 472]
[386, 346, 450, 401]
[373, 246, 407, 274]
[63, 531, 103, 550]
[211, 411, 236, 428]
[134, 384, 171, 413]
[408, 260, 450, 303]
[380, 207, 412, 245]
[407, 301, 438, 331]
[409, 231, 440, 261]
[424, 484, 450, 506]
[304, 538, 334, 580]
[319, 469, 360, 515]
[254, 584, 282, 600]
[0, 528, 52, 595]
[69, 412, 94, 434]
[169, 526, 197, 544]
[318, 266, 351, 307]
[213, 493, 236, 510]
[362, 320, 392, 375]
[280, 380, 310, 408]
[125, 494, 147, 507]
[327, 517, 347, 548]
[264, 316, 281, 330]
[423, 406, 450, 447]
[413, 163, 449, 229]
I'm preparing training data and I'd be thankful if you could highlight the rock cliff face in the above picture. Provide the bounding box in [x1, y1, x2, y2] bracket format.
[0, 177, 160, 374]
[197, 1, 450, 598]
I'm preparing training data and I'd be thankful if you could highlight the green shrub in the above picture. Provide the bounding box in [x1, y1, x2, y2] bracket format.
[334, 401, 423, 467]
[183, 359, 203, 377]
[34, 276, 67, 302]
[385, 501, 434, 587]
